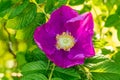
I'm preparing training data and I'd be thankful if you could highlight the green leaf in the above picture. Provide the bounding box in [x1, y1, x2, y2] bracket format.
[52, 78, 63, 80]
[101, 48, 113, 55]
[6, 3, 37, 29]
[16, 52, 27, 67]
[112, 51, 120, 63]
[116, 5, 120, 16]
[54, 0, 67, 8]
[21, 73, 48, 80]
[21, 61, 48, 75]
[78, 5, 91, 14]
[69, 0, 84, 6]
[35, 0, 46, 4]
[85, 55, 108, 64]
[54, 67, 81, 80]
[15, 12, 45, 40]
[93, 39, 107, 48]
[0, 0, 12, 13]
[90, 60, 120, 80]
[105, 14, 120, 27]
[25, 48, 48, 62]
[8, 0, 29, 19]
[44, 0, 56, 13]
[0, 9, 10, 17]
[117, 29, 120, 41]
[105, 0, 117, 10]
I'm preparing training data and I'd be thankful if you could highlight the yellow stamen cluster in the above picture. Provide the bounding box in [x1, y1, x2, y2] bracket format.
[56, 32, 75, 51]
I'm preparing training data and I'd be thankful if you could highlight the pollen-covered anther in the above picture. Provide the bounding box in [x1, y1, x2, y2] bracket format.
[56, 32, 75, 51]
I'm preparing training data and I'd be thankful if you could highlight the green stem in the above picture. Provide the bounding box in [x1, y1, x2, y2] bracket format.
[48, 64, 55, 80]
[2, 19, 16, 58]
[79, 65, 93, 80]
[46, 60, 51, 71]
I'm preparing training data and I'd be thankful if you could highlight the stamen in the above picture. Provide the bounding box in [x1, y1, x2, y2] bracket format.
[56, 32, 75, 51]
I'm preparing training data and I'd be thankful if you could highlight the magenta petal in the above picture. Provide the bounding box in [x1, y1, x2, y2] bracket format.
[76, 12, 95, 57]
[33, 5, 95, 68]
[65, 12, 95, 57]
[82, 42, 95, 57]
[49, 49, 84, 68]
[65, 12, 94, 38]
[76, 12, 94, 39]
[46, 5, 78, 34]
[34, 24, 56, 55]
[67, 43, 85, 60]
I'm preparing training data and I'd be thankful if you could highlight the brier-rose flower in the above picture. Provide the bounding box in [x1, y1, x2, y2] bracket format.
[34, 5, 95, 68]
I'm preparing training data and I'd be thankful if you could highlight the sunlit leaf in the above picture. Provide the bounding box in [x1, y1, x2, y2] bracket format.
[101, 48, 113, 55]
[112, 51, 120, 63]
[85, 55, 108, 64]
[6, 3, 37, 29]
[105, 14, 120, 27]
[90, 60, 120, 80]
[69, 0, 84, 6]
[117, 29, 120, 41]
[16, 52, 26, 67]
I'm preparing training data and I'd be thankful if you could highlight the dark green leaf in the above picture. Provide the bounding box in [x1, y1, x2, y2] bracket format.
[116, 5, 120, 16]
[8, 0, 29, 19]
[92, 72, 120, 80]
[21, 73, 48, 80]
[21, 61, 48, 74]
[0, 9, 10, 17]
[90, 60, 120, 80]
[44, 0, 56, 13]
[112, 51, 120, 63]
[54, 67, 81, 80]
[78, 5, 91, 14]
[105, 14, 120, 27]
[69, 0, 84, 6]
[101, 48, 113, 55]
[0, 0, 12, 13]
[6, 3, 37, 29]
[35, 0, 46, 4]
[52, 78, 63, 80]
[85, 55, 108, 64]
[25, 48, 48, 62]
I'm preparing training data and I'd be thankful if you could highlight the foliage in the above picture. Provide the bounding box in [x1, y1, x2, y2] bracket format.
[0, 0, 120, 80]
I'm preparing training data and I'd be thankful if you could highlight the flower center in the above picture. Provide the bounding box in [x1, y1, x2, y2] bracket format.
[56, 32, 75, 51]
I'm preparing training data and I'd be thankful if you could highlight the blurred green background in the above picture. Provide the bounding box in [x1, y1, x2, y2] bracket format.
[0, 0, 120, 80]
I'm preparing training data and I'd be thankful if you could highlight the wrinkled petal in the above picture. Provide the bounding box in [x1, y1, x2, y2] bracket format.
[76, 12, 95, 57]
[48, 49, 84, 68]
[76, 12, 94, 39]
[34, 24, 56, 56]
[67, 42, 85, 60]
[79, 38, 95, 57]
[65, 12, 95, 57]
[46, 5, 78, 34]
[65, 12, 94, 38]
